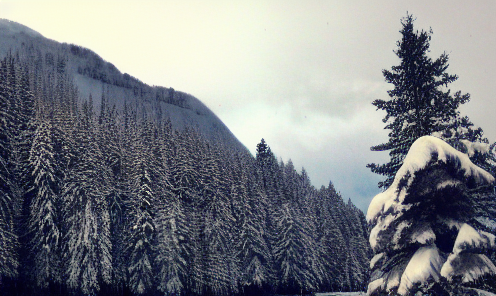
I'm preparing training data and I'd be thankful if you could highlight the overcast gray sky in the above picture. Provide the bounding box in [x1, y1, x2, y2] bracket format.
[1, 0, 495, 211]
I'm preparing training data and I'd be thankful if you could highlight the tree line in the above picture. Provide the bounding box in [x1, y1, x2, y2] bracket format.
[0, 52, 371, 296]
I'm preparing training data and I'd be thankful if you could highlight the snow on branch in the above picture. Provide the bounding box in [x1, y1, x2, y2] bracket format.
[367, 136, 495, 223]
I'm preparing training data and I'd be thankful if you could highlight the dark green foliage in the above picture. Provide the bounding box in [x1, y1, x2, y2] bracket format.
[367, 14, 485, 190]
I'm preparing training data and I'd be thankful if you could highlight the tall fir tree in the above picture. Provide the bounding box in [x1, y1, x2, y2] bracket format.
[27, 118, 62, 288]
[0, 57, 19, 285]
[154, 120, 190, 296]
[198, 143, 237, 295]
[367, 14, 477, 189]
[234, 155, 274, 293]
[125, 117, 157, 295]
[62, 99, 112, 295]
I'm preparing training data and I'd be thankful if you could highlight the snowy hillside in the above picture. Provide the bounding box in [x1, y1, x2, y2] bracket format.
[0, 18, 247, 153]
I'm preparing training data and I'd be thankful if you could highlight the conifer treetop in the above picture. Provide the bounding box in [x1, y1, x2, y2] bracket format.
[368, 13, 472, 190]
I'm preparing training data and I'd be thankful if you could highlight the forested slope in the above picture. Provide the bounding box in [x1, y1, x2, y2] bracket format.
[0, 18, 246, 153]
[0, 19, 371, 296]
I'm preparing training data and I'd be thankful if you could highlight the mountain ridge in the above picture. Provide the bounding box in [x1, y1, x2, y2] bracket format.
[0, 18, 248, 153]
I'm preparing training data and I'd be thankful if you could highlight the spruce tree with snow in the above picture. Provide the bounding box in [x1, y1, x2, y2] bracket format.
[367, 14, 480, 190]
[271, 159, 321, 294]
[27, 119, 62, 288]
[0, 57, 19, 284]
[256, 138, 284, 207]
[155, 190, 188, 295]
[346, 200, 372, 291]
[97, 91, 128, 291]
[235, 156, 274, 293]
[61, 99, 112, 295]
[367, 136, 495, 295]
[197, 142, 238, 295]
[272, 200, 318, 294]
[125, 118, 158, 295]
[154, 121, 189, 296]
[312, 185, 347, 291]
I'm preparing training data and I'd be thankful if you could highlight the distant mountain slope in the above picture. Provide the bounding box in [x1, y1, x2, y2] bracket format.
[0, 18, 247, 152]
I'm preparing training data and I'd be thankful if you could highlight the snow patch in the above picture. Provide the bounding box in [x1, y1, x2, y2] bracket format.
[397, 246, 443, 295]
[386, 268, 402, 291]
[370, 253, 384, 269]
[461, 140, 490, 157]
[368, 136, 495, 223]
[410, 226, 435, 245]
[436, 179, 462, 190]
[367, 278, 385, 295]
[441, 253, 496, 282]
[392, 221, 410, 248]
[453, 223, 496, 254]
[369, 212, 401, 250]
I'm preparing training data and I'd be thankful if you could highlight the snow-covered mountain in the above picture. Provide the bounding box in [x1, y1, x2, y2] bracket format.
[0, 18, 247, 153]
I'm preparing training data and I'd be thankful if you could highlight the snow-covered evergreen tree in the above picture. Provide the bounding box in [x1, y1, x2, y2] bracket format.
[272, 200, 318, 294]
[317, 184, 354, 291]
[235, 156, 274, 293]
[154, 121, 189, 296]
[269, 160, 322, 294]
[368, 14, 476, 190]
[97, 88, 128, 291]
[0, 57, 19, 284]
[155, 190, 188, 295]
[27, 119, 62, 288]
[125, 118, 157, 295]
[367, 136, 495, 295]
[197, 142, 237, 295]
[62, 99, 112, 295]
[346, 200, 371, 291]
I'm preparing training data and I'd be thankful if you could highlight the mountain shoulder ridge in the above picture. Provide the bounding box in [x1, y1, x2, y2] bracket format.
[0, 18, 247, 153]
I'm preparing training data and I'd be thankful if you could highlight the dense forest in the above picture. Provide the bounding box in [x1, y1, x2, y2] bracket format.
[0, 49, 371, 295]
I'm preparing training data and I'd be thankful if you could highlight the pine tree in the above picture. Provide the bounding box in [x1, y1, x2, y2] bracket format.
[368, 14, 476, 190]
[367, 136, 496, 295]
[272, 200, 318, 294]
[0, 57, 19, 285]
[314, 185, 348, 291]
[235, 155, 274, 293]
[155, 190, 188, 295]
[62, 99, 112, 295]
[27, 119, 62, 288]
[126, 118, 157, 295]
[99, 99, 128, 293]
[345, 200, 371, 291]
[198, 143, 237, 295]
[256, 138, 283, 203]
[167, 128, 205, 295]
[154, 120, 189, 296]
